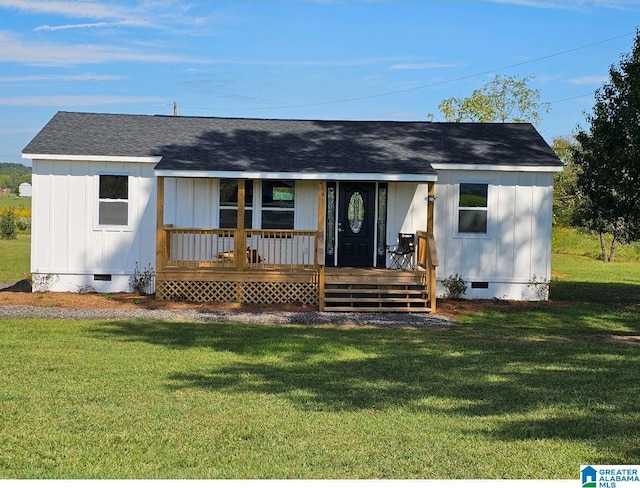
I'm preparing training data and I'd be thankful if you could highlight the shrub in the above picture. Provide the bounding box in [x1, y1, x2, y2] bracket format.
[29, 273, 59, 292]
[442, 274, 467, 299]
[0, 207, 17, 239]
[130, 262, 154, 295]
[527, 274, 550, 300]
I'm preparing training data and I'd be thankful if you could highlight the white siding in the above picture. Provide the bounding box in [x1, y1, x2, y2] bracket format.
[433, 170, 554, 300]
[386, 182, 428, 237]
[163, 178, 319, 231]
[31, 159, 157, 293]
[384, 182, 428, 268]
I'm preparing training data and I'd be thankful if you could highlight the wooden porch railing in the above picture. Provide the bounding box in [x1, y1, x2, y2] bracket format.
[416, 230, 439, 311]
[161, 227, 320, 271]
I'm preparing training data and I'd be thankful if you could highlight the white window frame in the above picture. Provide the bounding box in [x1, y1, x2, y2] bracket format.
[259, 179, 296, 230]
[95, 173, 132, 230]
[456, 181, 490, 237]
[217, 179, 297, 230]
[218, 178, 254, 229]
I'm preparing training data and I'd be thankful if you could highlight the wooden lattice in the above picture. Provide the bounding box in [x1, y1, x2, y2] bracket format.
[157, 280, 318, 305]
[240, 281, 318, 304]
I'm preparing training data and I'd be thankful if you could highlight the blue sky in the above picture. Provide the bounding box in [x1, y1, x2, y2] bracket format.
[1, 0, 640, 165]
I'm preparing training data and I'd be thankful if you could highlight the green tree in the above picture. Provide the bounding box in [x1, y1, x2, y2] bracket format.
[435, 74, 551, 123]
[573, 30, 640, 262]
[551, 136, 579, 227]
[0, 162, 31, 194]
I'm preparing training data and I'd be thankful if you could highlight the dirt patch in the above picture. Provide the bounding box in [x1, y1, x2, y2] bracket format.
[606, 335, 640, 346]
[0, 288, 317, 313]
[0, 285, 541, 319]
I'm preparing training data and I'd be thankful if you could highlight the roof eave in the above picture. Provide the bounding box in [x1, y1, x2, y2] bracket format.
[431, 163, 563, 172]
[154, 169, 438, 182]
[22, 153, 162, 164]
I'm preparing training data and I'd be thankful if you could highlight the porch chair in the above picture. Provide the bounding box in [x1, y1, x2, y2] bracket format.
[387, 233, 415, 270]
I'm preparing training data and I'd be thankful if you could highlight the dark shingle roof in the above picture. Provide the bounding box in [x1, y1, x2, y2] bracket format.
[23, 111, 562, 175]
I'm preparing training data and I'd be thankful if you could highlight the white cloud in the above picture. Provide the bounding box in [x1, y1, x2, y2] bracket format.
[478, 0, 640, 9]
[208, 57, 412, 67]
[569, 75, 609, 85]
[0, 95, 166, 107]
[0, 0, 130, 19]
[0, 31, 189, 66]
[0, 73, 124, 82]
[35, 20, 151, 32]
[390, 62, 463, 70]
[0, 0, 230, 35]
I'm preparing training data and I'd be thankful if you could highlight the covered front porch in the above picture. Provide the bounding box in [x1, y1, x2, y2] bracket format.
[154, 177, 438, 312]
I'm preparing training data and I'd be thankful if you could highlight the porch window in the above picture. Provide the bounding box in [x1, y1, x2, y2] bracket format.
[261, 180, 294, 229]
[458, 183, 488, 234]
[219, 179, 253, 229]
[98, 174, 129, 226]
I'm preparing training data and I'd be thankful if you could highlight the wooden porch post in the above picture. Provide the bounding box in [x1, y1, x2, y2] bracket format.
[427, 181, 437, 312]
[427, 181, 435, 234]
[235, 179, 246, 272]
[155, 176, 165, 294]
[317, 181, 326, 311]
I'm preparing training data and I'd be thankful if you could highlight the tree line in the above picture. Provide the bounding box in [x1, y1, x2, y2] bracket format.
[0, 162, 31, 195]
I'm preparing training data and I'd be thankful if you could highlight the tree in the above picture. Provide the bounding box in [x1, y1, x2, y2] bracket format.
[551, 136, 579, 228]
[0, 162, 31, 194]
[572, 30, 640, 262]
[435, 74, 551, 123]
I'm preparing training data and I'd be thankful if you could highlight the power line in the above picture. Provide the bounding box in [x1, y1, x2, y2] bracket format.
[179, 31, 634, 113]
[549, 92, 595, 104]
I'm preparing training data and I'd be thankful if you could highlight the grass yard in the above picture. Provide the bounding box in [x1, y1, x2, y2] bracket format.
[1, 288, 640, 478]
[0, 233, 30, 282]
[0, 227, 639, 478]
[0, 316, 636, 479]
[0, 194, 31, 210]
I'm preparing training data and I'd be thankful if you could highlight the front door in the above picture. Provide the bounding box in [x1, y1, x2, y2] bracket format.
[337, 182, 376, 267]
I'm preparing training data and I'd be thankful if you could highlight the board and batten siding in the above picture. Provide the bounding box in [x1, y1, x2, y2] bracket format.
[163, 178, 319, 230]
[385, 182, 429, 263]
[433, 169, 554, 300]
[30, 159, 157, 293]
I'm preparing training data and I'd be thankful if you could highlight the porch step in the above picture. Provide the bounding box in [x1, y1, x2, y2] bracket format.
[325, 304, 431, 312]
[322, 269, 430, 313]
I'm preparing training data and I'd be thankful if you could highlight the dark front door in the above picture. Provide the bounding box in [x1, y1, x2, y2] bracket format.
[337, 182, 376, 267]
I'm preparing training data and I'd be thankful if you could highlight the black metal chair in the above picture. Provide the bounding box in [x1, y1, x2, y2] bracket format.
[387, 233, 415, 270]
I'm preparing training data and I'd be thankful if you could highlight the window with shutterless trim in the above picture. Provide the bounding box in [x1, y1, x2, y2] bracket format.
[458, 182, 488, 234]
[219, 179, 253, 229]
[97, 174, 129, 226]
[261, 180, 295, 230]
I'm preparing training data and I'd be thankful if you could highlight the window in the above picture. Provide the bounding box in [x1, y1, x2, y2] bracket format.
[458, 183, 488, 234]
[261, 180, 295, 229]
[98, 175, 129, 226]
[219, 179, 253, 229]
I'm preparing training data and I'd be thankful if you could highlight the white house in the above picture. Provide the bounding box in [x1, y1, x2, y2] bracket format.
[22, 111, 563, 312]
[18, 182, 32, 197]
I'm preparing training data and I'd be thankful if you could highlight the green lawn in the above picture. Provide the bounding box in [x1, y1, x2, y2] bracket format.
[1, 228, 639, 478]
[0, 194, 30, 210]
[0, 233, 30, 281]
[2, 285, 640, 478]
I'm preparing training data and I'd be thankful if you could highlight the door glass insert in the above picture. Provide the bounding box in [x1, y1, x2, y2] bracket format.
[326, 185, 335, 255]
[348, 191, 365, 234]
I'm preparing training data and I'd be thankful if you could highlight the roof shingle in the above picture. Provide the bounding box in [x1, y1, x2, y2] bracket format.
[23, 111, 562, 175]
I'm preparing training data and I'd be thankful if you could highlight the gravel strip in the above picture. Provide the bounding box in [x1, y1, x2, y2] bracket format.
[0, 305, 453, 328]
